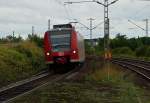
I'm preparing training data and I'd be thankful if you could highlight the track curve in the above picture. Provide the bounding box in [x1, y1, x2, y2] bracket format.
[111, 58, 150, 81]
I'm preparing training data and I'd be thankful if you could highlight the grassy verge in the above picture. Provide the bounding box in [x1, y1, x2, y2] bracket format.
[0, 41, 46, 87]
[11, 61, 150, 103]
[112, 54, 150, 61]
[84, 62, 150, 103]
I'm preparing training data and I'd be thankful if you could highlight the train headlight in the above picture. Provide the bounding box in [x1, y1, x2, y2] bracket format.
[46, 52, 50, 56]
[73, 50, 76, 54]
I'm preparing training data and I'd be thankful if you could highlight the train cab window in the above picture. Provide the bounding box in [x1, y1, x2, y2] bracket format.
[49, 30, 71, 52]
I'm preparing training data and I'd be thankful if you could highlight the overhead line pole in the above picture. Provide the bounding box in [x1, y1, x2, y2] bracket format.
[72, 19, 103, 42]
[88, 18, 95, 45]
[32, 26, 34, 36]
[137, 0, 150, 36]
[48, 19, 51, 31]
[128, 19, 149, 37]
[144, 19, 149, 37]
[64, 0, 119, 59]
[104, 0, 109, 59]
[12, 31, 15, 41]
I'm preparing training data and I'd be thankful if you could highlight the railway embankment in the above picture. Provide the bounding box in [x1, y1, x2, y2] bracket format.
[10, 57, 150, 103]
[0, 41, 46, 88]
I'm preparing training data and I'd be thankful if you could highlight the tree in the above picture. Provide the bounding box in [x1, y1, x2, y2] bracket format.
[110, 33, 129, 49]
[28, 34, 43, 48]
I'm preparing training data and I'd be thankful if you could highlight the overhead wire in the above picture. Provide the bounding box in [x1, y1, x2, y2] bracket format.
[92, 21, 104, 29]
[55, 1, 83, 22]
[53, 0, 74, 21]
[133, 4, 150, 19]
[109, 1, 150, 37]
[53, 0, 103, 38]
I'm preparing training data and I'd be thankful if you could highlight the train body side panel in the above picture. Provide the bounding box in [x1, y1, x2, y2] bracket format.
[70, 30, 79, 62]
[77, 33, 85, 63]
[44, 32, 53, 64]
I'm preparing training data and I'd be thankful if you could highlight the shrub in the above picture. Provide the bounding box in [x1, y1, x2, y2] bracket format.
[28, 35, 43, 48]
[145, 47, 150, 57]
[85, 42, 95, 55]
[112, 47, 134, 56]
[15, 41, 45, 69]
[0, 41, 46, 87]
[135, 46, 148, 57]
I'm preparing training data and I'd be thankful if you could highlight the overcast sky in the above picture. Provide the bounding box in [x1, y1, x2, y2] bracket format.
[0, 0, 150, 38]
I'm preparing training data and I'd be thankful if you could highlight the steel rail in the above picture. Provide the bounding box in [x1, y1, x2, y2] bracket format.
[113, 57, 150, 64]
[112, 59, 150, 81]
[113, 60, 150, 71]
[113, 58, 150, 68]
[0, 72, 50, 103]
[0, 66, 80, 103]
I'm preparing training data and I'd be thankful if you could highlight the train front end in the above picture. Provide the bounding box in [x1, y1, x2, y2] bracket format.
[44, 24, 85, 65]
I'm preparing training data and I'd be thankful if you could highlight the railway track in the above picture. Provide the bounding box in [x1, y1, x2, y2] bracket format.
[0, 66, 80, 103]
[111, 58, 150, 81]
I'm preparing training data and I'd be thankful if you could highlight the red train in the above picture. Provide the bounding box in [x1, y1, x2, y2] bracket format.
[44, 24, 85, 66]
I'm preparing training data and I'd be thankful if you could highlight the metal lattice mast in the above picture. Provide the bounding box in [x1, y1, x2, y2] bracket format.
[88, 18, 95, 45]
[144, 19, 149, 37]
[13, 31, 15, 41]
[104, 0, 109, 55]
[128, 19, 149, 37]
[64, 0, 119, 58]
[48, 19, 51, 31]
[71, 19, 104, 43]
[32, 26, 34, 36]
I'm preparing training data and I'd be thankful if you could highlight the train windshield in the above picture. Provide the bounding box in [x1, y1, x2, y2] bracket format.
[50, 30, 71, 52]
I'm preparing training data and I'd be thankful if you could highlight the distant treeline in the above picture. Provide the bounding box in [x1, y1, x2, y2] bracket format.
[85, 33, 150, 58]
[1, 33, 150, 58]
[110, 34, 150, 57]
[0, 34, 43, 48]
[110, 34, 150, 50]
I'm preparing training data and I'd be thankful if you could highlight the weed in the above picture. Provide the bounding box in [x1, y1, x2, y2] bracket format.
[0, 41, 46, 87]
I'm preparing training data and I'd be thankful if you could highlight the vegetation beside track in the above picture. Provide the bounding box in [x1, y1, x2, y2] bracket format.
[0, 41, 45, 88]
[1, 33, 150, 102]
[85, 34, 150, 60]
[84, 62, 150, 103]
[11, 60, 150, 103]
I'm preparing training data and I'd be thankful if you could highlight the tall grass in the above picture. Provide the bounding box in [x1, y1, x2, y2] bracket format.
[15, 41, 45, 70]
[84, 62, 149, 103]
[86, 62, 128, 86]
[0, 41, 46, 87]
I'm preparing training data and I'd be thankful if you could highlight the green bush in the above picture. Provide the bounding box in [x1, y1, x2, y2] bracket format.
[85, 42, 95, 55]
[28, 35, 43, 48]
[145, 47, 150, 57]
[0, 41, 46, 87]
[112, 47, 134, 56]
[15, 41, 45, 69]
[135, 46, 148, 57]
[135, 46, 150, 58]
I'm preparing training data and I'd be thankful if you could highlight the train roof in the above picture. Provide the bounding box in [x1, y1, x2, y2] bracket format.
[53, 24, 73, 29]
[47, 24, 75, 32]
[48, 28, 72, 32]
